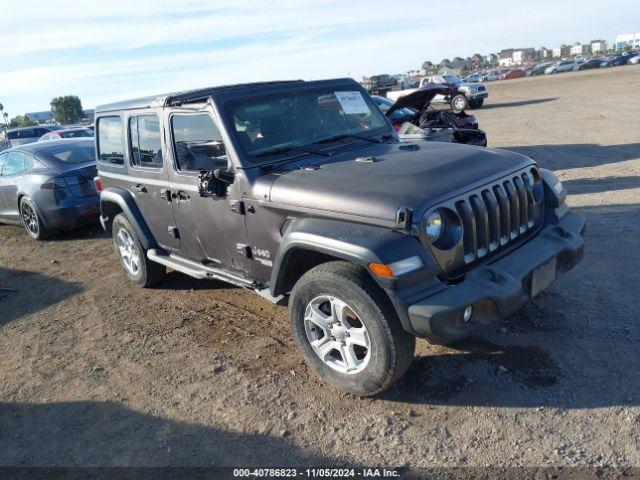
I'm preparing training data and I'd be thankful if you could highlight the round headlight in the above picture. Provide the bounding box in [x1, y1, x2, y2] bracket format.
[425, 210, 444, 242]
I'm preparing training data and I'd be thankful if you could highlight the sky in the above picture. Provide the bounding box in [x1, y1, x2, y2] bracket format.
[1, 0, 639, 116]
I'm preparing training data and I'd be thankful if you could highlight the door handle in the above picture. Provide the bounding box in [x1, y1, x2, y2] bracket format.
[131, 184, 147, 193]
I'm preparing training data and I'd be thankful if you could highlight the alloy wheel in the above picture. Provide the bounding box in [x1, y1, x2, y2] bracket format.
[304, 295, 371, 375]
[21, 202, 39, 236]
[116, 228, 140, 276]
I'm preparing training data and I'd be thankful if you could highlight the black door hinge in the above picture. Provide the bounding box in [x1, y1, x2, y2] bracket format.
[230, 200, 245, 215]
[168, 226, 180, 239]
[160, 188, 171, 201]
[236, 243, 252, 258]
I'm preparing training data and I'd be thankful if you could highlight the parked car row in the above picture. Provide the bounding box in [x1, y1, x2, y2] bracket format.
[0, 124, 94, 153]
[463, 51, 640, 82]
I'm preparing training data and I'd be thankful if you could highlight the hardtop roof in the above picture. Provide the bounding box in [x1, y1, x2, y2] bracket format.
[94, 78, 359, 114]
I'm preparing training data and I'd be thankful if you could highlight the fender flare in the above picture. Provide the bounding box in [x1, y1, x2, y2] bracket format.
[99, 187, 157, 250]
[270, 217, 435, 296]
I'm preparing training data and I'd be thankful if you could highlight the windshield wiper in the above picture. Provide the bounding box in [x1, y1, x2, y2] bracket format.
[314, 133, 393, 145]
[253, 144, 330, 158]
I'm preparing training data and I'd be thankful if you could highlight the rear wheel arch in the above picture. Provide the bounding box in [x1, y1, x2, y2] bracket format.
[100, 198, 123, 235]
[99, 188, 157, 250]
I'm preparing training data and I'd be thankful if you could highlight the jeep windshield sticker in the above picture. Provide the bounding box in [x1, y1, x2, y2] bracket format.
[334, 91, 370, 115]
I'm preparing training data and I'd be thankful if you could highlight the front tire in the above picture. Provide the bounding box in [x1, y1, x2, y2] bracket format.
[20, 197, 50, 240]
[112, 213, 165, 287]
[289, 261, 415, 396]
[450, 94, 469, 112]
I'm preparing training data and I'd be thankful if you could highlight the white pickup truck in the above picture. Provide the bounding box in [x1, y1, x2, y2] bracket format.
[386, 75, 488, 111]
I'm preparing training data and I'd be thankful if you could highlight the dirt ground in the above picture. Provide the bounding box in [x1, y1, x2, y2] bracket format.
[1, 66, 639, 469]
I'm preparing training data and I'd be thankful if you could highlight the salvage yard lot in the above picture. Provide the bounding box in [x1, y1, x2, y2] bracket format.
[1, 66, 639, 467]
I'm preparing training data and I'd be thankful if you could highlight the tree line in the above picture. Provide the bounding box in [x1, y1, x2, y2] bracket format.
[0, 96, 84, 129]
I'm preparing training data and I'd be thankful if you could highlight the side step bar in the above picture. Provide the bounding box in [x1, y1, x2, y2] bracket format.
[146, 249, 286, 304]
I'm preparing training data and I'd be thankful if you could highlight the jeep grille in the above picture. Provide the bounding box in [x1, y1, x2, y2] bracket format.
[425, 166, 543, 277]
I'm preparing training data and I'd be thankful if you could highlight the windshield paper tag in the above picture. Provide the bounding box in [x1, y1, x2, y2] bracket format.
[334, 91, 370, 114]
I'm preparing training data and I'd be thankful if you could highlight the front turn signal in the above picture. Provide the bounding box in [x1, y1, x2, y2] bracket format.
[368, 263, 394, 278]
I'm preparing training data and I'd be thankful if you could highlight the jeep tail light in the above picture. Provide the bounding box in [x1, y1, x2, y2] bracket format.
[94, 177, 103, 192]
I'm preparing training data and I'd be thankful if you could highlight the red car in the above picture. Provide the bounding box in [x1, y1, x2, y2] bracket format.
[499, 69, 527, 80]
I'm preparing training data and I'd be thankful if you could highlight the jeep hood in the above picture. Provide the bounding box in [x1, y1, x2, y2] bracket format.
[262, 142, 535, 223]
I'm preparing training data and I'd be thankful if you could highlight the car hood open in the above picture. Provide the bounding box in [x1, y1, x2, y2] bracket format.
[260, 142, 534, 224]
[385, 84, 455, 116]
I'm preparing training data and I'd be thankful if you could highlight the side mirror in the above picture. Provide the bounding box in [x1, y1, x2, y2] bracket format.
[214, 168, 234, 184]
[198, 169, 234, 198]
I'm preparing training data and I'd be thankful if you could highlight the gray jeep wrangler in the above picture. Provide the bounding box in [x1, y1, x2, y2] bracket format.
[95, 78, 584, 396]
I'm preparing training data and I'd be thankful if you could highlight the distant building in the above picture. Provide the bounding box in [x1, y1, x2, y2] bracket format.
[25, 111, 56, 124]
[590, 39, 607, 54]
[537, 47, 551, 59]
[512, 47, 536, 65]
[498, 48, 514, 66]
[553, 44, 571, 58]
[570, 42, 591, 56]
[615, 33, 640, 51]
[421, 61, 437, 75]
[485, 53, 498, 64]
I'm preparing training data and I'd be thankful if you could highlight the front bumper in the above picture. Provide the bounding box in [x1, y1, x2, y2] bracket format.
[468, 91, 489, 101]
[407, 211, 585, 343]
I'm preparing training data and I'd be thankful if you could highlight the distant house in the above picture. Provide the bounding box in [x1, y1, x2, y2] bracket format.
[537, 47, 551, 59]
[615, 33, 640, 51]
[437, 56, 473, 75]
[25, 111, 56, 124]
[553, 45, 571, 58]
[421, 61, 437, 75]
[570, 42, 590, 56]
[498, 49, 514, 67]
[512, 47, 536, 65]
[590, 40, 607, 54]
[485, 53, 498, 64]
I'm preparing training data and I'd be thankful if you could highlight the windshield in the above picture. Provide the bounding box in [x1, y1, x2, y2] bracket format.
[442, 75, 461, 84]
[60, 129, 93, 138]
[226, 86, 389, 162]
[46, 143, 96, 164]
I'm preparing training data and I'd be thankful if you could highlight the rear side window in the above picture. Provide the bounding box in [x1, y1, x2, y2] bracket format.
[129, 115, 163, 169]
[97, 116, 124, 165]
[2, 152, 28, 175]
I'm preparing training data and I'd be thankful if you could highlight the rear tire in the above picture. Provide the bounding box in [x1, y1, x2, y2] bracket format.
[451, 94, 469, 112]
[289, 261, 415, 396]
[20, 197, 50, 240]
[112, 213, 165, 287]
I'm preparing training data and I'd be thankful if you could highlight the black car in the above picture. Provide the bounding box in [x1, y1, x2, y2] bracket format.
[576, 58, 604, 70]
[0, 138, 99, 239]
[96, 79, 584, 396]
